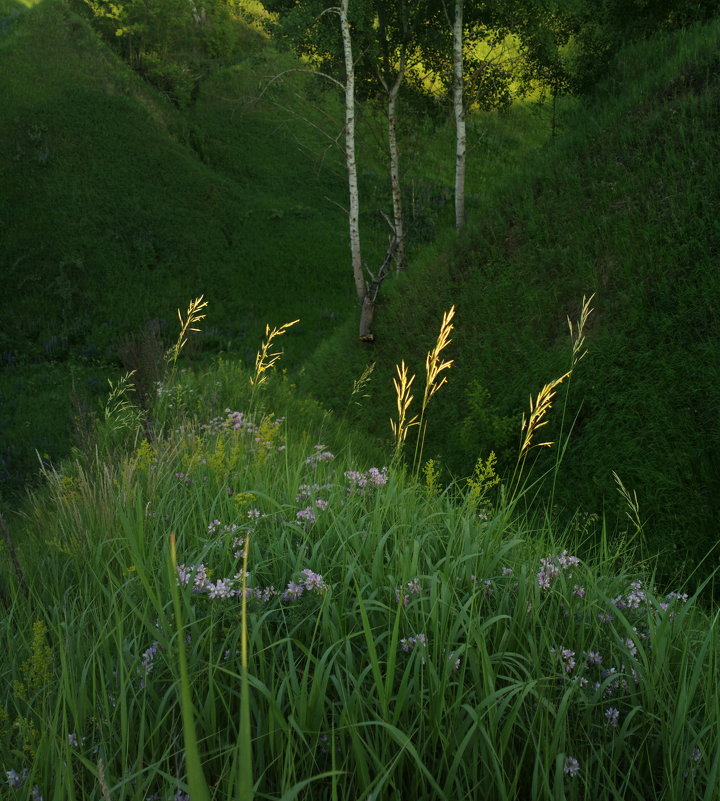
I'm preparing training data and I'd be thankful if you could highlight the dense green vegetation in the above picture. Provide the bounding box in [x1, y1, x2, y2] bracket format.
[302, 21, 720, 585]
[1, 348, 719, 799]
[2, 0, 720, 796]
[0, 0, 545, 497]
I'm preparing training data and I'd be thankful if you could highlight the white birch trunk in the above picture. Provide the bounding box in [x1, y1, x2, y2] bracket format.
[387, 61, 406, 271]
[339, 0, 369, 338]
[452, 0, 466, 230]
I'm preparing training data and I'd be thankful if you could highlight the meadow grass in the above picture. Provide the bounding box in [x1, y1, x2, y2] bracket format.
[1, 340, 718, 800]
[301, 18, 720, 582]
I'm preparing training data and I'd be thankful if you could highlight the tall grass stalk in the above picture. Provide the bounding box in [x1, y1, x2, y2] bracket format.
[548, 294, 595, 507]
[390, 360, 418, 460]
[413, 305, 455, 472]
[168, 532, 212, 801]
[235, 531, 254, 801]
[509, 370, 571, 500]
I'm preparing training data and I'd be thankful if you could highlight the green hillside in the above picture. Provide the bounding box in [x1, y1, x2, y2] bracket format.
[0, 0, 546, 499]
[302, 20, 720, 582]
[0, 0, 363, 494]
[3, 0, 720, 584]
[1, 4, 720, 795]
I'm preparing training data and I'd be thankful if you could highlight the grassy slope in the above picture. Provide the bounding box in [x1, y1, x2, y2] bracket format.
[0, 0, 549, 500]
[1, 360, 718, 799]
[301, 19, 720, 582]
[0, 0, 353, 495]
[0, 1, 351, 357]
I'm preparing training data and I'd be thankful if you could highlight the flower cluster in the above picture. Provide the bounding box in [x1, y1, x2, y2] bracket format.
[281, 569, 328, 602]
[296, 506, 316, 525]
[563, 756, 580, 777]
[537, 550, 580, 590]
[296, 482, 334, 502]
[305, 445, 335, 466]
[203, 409, 259, 435]
[141, 641, 160, 674]
[551, 647, 577, 674]
[178, 561, 330, 606]
[396, 577, 421, 607]
[344, 467, 388, 489]
[6, 769, 27, 788]
[400, 633, 427, 652]
[659, 590, 689, 614]
[612, 579, 648, 611]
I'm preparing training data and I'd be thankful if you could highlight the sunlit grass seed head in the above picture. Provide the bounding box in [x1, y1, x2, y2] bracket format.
[422, 304, 455, 411]
[390, 360, 418, 454]
[519, 371, 571, 457]
[167, 295, 208, 367]
[251, 319, 299, 387]
[568, 293, 595, 366]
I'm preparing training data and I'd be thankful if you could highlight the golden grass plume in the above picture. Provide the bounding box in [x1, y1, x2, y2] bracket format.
[390, 360, 418, 453]
[519, 371, 572, 457]
[422, 305, 455, 412]
[167, 295, 208, 367]
[251, 319, 300, 387]
[568, 293, 595, 366]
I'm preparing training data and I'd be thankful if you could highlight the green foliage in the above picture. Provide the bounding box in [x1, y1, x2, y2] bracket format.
[466, 450, 500, 516]
[304, 19, 720, 585]
[1, 359, 718, 799]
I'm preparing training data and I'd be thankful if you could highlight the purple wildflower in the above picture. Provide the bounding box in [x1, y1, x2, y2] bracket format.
[344, 467, 388, 489]
[141, 641, 160, 673]
[400, 633, 427, 653]
[561, 648, 576, 673]
[176, 564, 191, 587]
[208, 579, 234, 599]
[605, 707, 620, 727]
[396, 577, 421, 606]
[296, 506, 316, 525]
[300, 569, 327, 592]
[193, 564, 211, 593]
[306, 446, 335, 466]
[282, 581, 305, 602]
[6, 769, 26, 788]
[563, 756, 580, 777]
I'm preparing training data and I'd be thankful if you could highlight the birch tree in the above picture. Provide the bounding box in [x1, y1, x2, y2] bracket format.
[264, 0, 406, 340]
[416, 1, 516, 231]
[450, 0, 466, 230]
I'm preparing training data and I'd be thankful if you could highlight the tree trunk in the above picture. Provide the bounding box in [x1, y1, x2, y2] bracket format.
[339, 0, 370, 338]
[387, 61, 407, 271]
[452, 0, 466, 230]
